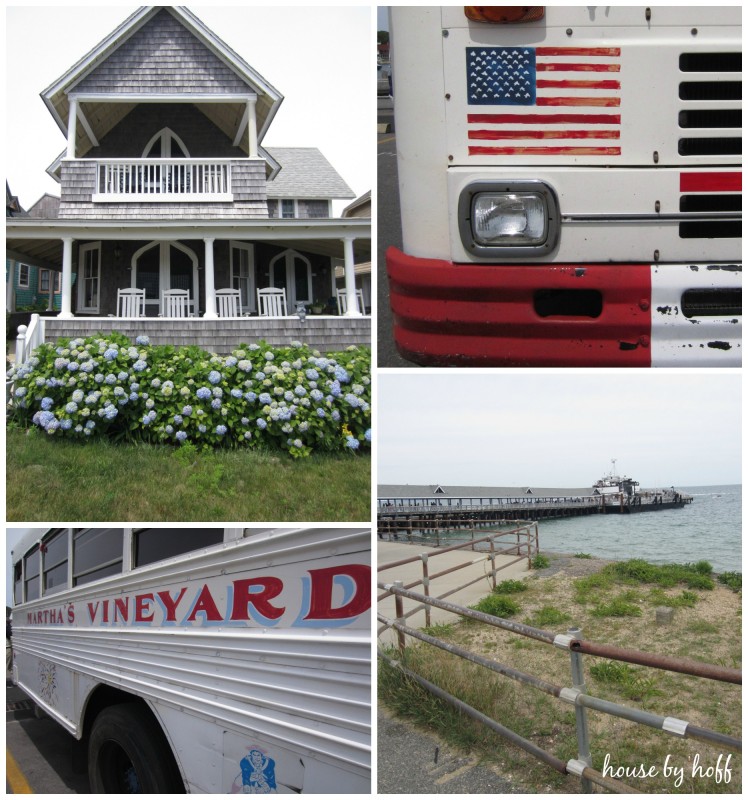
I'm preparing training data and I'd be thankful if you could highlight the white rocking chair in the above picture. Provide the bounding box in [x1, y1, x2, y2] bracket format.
[115, 287, 146, 317]
[160, 289, 192, 318]
[336, 288, 366, 315]
[216, 288, 242, 317]
[257, 287, 287, 317]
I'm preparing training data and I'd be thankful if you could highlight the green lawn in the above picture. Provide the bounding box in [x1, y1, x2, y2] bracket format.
[6, 427, 370, 522]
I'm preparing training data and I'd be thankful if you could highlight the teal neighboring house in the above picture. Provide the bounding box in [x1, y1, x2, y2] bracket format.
[6, 184, 64, 313]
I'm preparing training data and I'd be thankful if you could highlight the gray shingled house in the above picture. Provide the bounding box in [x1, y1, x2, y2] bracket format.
[6, 6, 370, 354]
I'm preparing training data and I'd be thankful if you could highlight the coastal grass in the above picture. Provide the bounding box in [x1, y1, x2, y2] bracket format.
[378, 556, 742, 793]
[6, 426, 370, 521]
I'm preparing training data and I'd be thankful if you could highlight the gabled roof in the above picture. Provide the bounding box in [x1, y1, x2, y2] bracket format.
[378, 484, 596, 499]
[6, 182, 26, 217]
[41, 6, 283, 157]
[265, 148, 354, 200]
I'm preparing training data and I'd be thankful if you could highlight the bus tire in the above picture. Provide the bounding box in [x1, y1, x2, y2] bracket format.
[88, 702, 184, 793]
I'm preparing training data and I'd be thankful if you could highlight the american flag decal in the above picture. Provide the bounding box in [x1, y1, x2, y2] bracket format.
[466, 46, 622, 156]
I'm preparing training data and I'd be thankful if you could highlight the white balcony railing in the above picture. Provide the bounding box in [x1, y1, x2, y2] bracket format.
[93, 159, 233, 202]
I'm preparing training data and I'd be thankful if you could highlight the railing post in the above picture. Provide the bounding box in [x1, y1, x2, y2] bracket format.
[568, 626, 594, 792]
[420, 554, 431, 628]
[15, 324, 27, 365]
[394, 581, 406, 653]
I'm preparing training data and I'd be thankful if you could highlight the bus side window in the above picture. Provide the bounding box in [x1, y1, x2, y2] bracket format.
[14, 562, 23, 605]
[24, 548, 41, 601]
[43, 529, 70, 595]
[73, 529, 124, 586]
[134, 529, 225, 568]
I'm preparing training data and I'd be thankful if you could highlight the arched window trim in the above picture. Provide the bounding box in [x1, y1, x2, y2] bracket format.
[268, 248, 313, 308]
[142, 127, 190, 158]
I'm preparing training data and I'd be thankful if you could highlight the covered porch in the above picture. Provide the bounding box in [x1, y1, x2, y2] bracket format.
[7, 216, 370, 354]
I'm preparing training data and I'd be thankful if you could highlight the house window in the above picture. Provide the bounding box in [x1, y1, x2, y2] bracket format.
[39, 269, 61, 294]
[18, 264, 30, 288]
[267, 200, 277, 218]
[231, 242, 255, 312]
[78, 243, 101, 312]
[281, 199, 295, 218]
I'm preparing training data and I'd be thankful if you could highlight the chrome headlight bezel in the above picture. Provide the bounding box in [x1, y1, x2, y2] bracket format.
[458, 180, 560, 258]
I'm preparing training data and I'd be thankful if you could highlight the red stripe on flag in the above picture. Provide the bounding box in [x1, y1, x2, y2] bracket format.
[536, 79, 620, 89]
[680, 172, 742, 192]
[468, 113, 621, 125]
[536, 47, 621, 57]
[469, 129, 620, 140]
[469, 146, 622, 156]
[538, 97, 621, 107]
[538, 63, 621, 72]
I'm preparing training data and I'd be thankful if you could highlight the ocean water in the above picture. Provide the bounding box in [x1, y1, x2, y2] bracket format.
[535, 484, 741, 574]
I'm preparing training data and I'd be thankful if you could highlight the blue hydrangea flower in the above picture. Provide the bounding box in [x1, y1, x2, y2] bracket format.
[345, 436, 360, 450]
[256, 418, 267, 430]
[105, 374, 117, 385]
[65, 401, 78, 414]
[365, 428, 372, 442]
[80, 361, 95, 373]
[245, 392, 257, 402]
[230, 388, 243, 399]
[237, 360, 252, 372]
[332, 410, 341, 421]
[316, 408, 326, 418]
[310, 389, 323, 402]
[182, 405, 192, 416]
[135, 335, 150, 346]
[104, 348, 118, 361]
[212, 387, 223, 398]
[305, 369, 319, 380]
[345, 393, 362, 408]
[216, 424, 227, 435]
[244, 431, 252, 440]
[60, 418, 73, 430]
[198, 424, 207, 433]
[14, 387, 27, 398]
[264, 351, 275, 361]
[103, 405, 119, 421]
[334, 365, 350, 383]
[85, 420, 96, 430]
[41, 397, 54, 411]
[294, 385, 306, 397]
[176, 430, 188, 442]
[211, 398, 222, 409]
[329, 380, 342, 397]
[224, 356, 237, 367]
[67, 361, 79, 372]
[254, 371, 266, 381]
[208, 370, 222, 384]
[259, 393, 272, 405]
[133, 360, 147, 372]
[196, 387, 211, 400]
[54, 357, 69, 370]
[293, 438, 303, 448]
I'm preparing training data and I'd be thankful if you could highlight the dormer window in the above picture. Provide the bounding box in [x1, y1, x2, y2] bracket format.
[142, 128, 190, 158]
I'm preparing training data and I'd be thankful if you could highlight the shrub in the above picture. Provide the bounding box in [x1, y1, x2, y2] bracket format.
[531, 553, 550, 570]
[589, 660, 662, 702]
[494, 579, 529, 594]
[718, 572, 742, 592]
[7, 334, 371, 459]
[648, 588, 698, 608]
[527, 606, 571, 628]
[470, 594, 521, 618]
[590, 595, 642, 618]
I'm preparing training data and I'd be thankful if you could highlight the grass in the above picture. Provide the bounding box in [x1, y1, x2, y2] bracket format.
[379, 556, 742, 794]
[6, 426, 370, 521]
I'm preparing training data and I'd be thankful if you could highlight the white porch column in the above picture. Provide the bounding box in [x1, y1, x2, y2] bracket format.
[59, 237, 74, 318]
[6, 261, 16, 312]
[341, 236, 361, 317]
[247, 97, 258, 158]
[66, 97, 78, 159]
[203, 237, 217, 318]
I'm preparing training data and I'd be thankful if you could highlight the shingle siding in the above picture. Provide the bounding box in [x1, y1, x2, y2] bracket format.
[59, 160, 268, 220]
[74, 9, 250, 96]
[45, 317, 371, 354]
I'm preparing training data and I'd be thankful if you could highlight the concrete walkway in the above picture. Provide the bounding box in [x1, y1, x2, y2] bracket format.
[377, 540, 530, 644]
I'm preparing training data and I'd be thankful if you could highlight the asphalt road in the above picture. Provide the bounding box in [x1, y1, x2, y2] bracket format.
[6, 676, 90, 793]
[377, 96, 420, 368]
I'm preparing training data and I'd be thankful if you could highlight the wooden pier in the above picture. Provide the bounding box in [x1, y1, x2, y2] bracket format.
[377, 492, 692, 539]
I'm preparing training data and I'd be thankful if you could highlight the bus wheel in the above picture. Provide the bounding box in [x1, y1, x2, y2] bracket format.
[88, 702, 183, 793]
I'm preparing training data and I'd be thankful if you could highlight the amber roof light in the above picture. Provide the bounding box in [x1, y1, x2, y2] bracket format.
[465, 6, 545, 23]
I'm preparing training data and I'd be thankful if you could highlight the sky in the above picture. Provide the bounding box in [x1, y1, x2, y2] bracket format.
[378, 372, 742, 489]
[5, 4, 373, 210]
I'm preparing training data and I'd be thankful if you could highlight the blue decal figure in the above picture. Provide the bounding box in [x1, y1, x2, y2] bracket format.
[240, 748, 277, 793]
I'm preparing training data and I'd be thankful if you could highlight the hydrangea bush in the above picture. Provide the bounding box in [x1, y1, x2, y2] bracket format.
[8, 334, 371, 458]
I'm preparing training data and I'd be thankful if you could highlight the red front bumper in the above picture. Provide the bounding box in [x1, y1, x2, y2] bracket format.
[386, 247, 653, 367]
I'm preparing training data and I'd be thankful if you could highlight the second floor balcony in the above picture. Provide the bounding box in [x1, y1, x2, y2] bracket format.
[94, 159, 233, 202]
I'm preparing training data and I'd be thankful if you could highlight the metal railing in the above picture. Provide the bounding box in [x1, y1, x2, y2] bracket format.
[378, 524, 537, 633]
[378, 583, 741, 793]
[95, 159, 232, 200]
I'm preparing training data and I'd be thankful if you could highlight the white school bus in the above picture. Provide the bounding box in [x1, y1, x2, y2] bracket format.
[387, 6, 741, 366]
[10, 527, 371, 793]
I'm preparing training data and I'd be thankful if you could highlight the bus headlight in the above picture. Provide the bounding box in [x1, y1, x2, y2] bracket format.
[458, 180, 560, 258]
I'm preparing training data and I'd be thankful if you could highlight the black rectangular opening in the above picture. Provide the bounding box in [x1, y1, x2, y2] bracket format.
[680, 194, 741, 212]
[534, 289, 602, 318]
[679, 82, 741, 101]
[679, 52, 741, 72]
[679, 109, 741, 129]
[678, 138, 741, 156]
[681, 289, 741, 318]
[679, 220, 741, 238]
